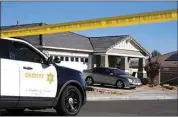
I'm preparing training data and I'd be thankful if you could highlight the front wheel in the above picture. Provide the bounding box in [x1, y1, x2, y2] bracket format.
[6, 109, 24, 114]
[55, 85, 82, 116]
[130, 87, 136, 89]
[85, 77, 94, 86]
[116, 80, 125, 89]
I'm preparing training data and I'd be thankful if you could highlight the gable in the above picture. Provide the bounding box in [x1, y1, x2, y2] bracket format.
[113, 39, 139, 51]
[89, 35, 129, 52]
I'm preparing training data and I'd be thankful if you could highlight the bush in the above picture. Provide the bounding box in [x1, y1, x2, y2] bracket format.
[144, 60, 161, 86]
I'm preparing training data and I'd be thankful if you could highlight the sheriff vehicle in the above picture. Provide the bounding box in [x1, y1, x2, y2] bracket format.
[0, 37, 86, 116]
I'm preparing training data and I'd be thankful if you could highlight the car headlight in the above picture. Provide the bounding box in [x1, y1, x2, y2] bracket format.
[128, 79, 133, 83]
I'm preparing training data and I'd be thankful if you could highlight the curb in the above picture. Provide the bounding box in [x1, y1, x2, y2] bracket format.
[92, 89, 120, 94]
[86, 87, 121, 94]
[87, 96, 177, 101]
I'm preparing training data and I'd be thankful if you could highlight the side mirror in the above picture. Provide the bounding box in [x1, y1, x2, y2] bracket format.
[110, 73, 114, 76]
[54, 56, 61, 63]
[47, 56, 54, 65]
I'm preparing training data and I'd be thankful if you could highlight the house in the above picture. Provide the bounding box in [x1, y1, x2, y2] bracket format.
[151, 51, 178, 70]
[166, 51, 178, 61]
[1, 23, 150, 78]
[151, 51, 178, 85]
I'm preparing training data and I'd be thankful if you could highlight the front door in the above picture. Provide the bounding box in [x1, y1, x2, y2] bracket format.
[10, 41, 57, 107]
[0, 39, 20, 109]
[92, 68, 104, 84]
[101, 68, 116, 85]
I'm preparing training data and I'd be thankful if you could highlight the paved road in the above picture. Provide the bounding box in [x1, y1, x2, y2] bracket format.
[1, 100, 177, 116]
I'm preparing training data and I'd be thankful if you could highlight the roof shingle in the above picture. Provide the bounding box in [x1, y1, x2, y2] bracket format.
[1, 23, 93, 51]
[89, 35, 129, 52]
[42, 32, 93, 51]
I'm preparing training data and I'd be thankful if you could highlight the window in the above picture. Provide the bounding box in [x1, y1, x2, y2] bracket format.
[104, 68, 111, 74]
[0, 39, 11, 59]
[85, 58, 88, 63]
[10, 41, 45, 63]
[93, 67, 104, 74]
[71, 57, 74, 62]
[81, 58, 84, 62]
[65, 57, 69, 61]
[112, 69, 128, 75]
[60, 56, 64, 61]
[75, 57, 79, 62]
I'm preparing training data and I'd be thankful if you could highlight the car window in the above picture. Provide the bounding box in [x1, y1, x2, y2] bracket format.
[93, 68, 107, 74]
[104, 68, 111, 74]
[93, 68, 101, 73]
[10, 41, 46, 63]
[0, 39, 12, 59]
[92, 68, 97, 73]
[112, 69, 127, 75]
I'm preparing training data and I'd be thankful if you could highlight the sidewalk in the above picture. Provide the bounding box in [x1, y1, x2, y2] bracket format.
[86, 86, 177, 101]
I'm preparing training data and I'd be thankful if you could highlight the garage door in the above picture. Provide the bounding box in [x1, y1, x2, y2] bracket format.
[56, 56, 88, 72]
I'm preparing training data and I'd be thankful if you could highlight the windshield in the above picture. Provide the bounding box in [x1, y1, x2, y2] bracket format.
[112, 69, 128, 75]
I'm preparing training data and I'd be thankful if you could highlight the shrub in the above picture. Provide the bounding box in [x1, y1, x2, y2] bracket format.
[144, 60, 161, 86]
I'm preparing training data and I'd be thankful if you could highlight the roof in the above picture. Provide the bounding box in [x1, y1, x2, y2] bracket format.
[130, 51, 178, 68]
[1, 23, 93, 51]
[42, 32, 93, 51]
[1, 23, 46, 30]
[151, 51, 178, 67]
[1, 23, 149, 55]
[89, 35, 150, 56]
[165, 51, 178, 61]
[89, 35, 129, 52]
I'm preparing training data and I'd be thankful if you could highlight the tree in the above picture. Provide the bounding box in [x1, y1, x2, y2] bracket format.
[144, 60, 161, 86]
[151, 50, 161, 57]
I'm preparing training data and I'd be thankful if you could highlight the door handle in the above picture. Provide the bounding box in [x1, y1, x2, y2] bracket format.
[23, 66, 33, 70]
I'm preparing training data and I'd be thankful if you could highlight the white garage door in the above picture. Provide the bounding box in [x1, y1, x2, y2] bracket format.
[56, 56, 88, 72]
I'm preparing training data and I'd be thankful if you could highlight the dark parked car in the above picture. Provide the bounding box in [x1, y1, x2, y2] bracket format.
[83, 67, 142, 89]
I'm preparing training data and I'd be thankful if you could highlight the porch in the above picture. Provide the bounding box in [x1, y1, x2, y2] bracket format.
[88, 54, 147, 78]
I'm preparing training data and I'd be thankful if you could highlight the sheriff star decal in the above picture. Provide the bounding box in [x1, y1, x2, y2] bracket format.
[47, 73, 54, 84]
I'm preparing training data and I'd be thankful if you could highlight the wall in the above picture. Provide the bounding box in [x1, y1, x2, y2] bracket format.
[160, 67, 178, 86]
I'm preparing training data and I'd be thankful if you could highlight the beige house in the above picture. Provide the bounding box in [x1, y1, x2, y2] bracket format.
[2, 23, 150, 78]
[89, 35, 150, 78]
[151, 51, 178, 85]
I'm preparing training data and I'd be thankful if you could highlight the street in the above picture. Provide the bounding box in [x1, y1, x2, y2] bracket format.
[1, 99, 177, 116]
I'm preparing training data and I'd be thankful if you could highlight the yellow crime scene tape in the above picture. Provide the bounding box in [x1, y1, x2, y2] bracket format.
[1, 9, 177, 38]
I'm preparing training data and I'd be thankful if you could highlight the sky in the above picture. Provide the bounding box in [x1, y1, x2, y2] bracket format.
[1, 1, 177, 54]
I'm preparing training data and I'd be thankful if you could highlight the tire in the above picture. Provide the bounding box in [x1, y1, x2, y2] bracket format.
[55, 85, 82, 116]
[116, 80, 125, 89]
[85, 77, 94, 86]
[130, 87, 136, 89]
[6, 109, 24, 114]
[100, 84, 104, 87]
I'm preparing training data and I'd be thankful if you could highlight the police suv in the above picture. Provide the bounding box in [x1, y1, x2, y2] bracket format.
[0, 37, 86, 116]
